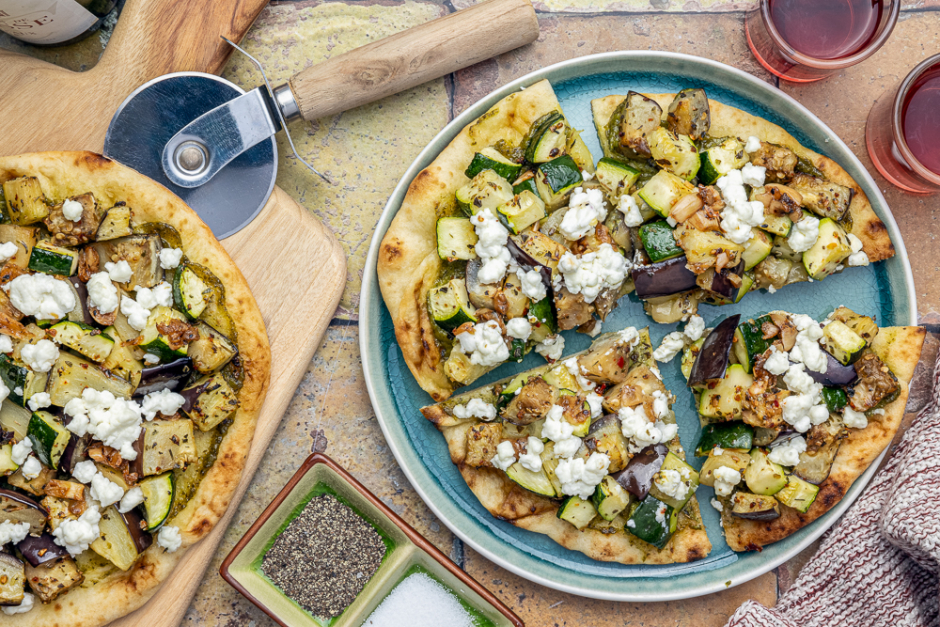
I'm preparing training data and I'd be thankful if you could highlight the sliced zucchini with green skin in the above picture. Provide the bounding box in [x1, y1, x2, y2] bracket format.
[28, 242, 78, 276]
[695, 422, 754, 457]
[187, 321, 237, 374]
[699, 364, 753, 421]
[734, 272, 755, 303]
[172, 266, 209, 320]
[181, 373, 239, 431]
[139, 306, 190, 362]
[428, 279, 477, 332]
[497, 190, 546, 234]
[101, 327, 143, 388]
[731, 491, 780, 520]
[732, 318, 770, 373]
[528, 296, 557, 333]
[638, 220, 683, 263]
[0, 355, 48, 407]
[138, 472, 175, 531]
[744, 448, 788, 495]
[465, 147, 522, 181]
[759, 213, 793, 237]
[698, 137, 748, 185]
[821, 320, 867, 365]
[0, 442, 17, 475]
[506, 462, 556, 498]
[637, 170, 696, 218]
[526, 113, 568, 163]
[776, 474, 819, 513]
[649, 452, 700, 511]
[456, 170, 514, 216]
[436, 217, 478, 261]
[557, 495, 597, 530]
[742, 229, 773, 271]
[830, 307, 879, 344]
[680, 337, 705, 382]
[566, 128, 596, 174]
[512, 176, 540, 199]
[626, 495, 676, 549]
[592, 475, 631, 521]
[648, 127, 700, 181]
[50, 321, 114, 362]
[47, 353, 134, 406]
[821, 387, 848, 412]
[802, 218, 852, 281]
[2, 176, 49, 225]
[595, 157, 640, 197]
[27, 411, 70, 469]
[535, 155, 582, 209]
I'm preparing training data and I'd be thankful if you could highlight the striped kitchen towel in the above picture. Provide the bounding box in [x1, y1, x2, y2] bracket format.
[725, 348, 940, 627]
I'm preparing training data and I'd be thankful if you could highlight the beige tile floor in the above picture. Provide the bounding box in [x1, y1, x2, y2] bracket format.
[2, 2, 938, 624]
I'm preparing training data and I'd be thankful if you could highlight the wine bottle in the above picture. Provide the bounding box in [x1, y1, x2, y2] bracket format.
[0, 0, 121, 47]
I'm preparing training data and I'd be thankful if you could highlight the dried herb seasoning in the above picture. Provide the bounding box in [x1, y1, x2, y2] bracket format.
[261, 494, 387, 618]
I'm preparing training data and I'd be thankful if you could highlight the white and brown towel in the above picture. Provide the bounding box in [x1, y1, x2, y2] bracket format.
[725, 349, 940, 627]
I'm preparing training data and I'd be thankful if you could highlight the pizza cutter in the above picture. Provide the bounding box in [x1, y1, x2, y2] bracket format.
[102, 0, 539, 239]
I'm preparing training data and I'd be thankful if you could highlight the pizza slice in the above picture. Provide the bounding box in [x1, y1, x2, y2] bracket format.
[668, 308, 924, 550]
[421, 327, 711, 564]
[589, 89, 895, 324]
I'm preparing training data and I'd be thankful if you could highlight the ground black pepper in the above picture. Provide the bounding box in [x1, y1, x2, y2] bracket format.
[261, 494, 387, 618]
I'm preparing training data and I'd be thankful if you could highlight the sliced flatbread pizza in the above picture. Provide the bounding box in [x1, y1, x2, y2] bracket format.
[0, 152, 270, 626]
[590, 90, 895, 324]
[421, 327, 712, 564]
[664, 307, 924, 551]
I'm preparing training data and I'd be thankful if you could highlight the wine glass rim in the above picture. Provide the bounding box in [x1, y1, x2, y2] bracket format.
[758, 0, 900, 69]
[891, 53, 940, 185]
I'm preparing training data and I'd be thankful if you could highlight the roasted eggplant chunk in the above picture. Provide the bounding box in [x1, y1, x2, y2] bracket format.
[848, 353, 900, 412]
[666, 88, 710, 140]
[501, 376, 554, 425]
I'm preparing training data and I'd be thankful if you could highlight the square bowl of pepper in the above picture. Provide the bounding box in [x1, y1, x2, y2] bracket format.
[220, 453, 524, 627]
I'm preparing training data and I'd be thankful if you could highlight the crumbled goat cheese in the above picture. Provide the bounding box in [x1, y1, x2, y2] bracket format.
[555, 452, 610, 499]
[105, 260, 133, 283]
[86, 271, 119, 314]
[136, 282, 173, 309]
[65, 389, 143, 460]
[653, 331, 688, 363]
[120, 295, 151, 331]
[711, 497, 724, 512]
[655, 468, 688, 501]
[585, 392, 604, 418]
[587, 320, 603, 338]
[768, 436, 807, 467]
[560, 187, 607, 240]
[3, 274, 76, 320]
[650, 390, 670, 419]
[788, 215, 820, 253]
[564, 357, 595, 391]
[617, 194, 645, 227]
[744, 136, 762, 153]
[0, 520, 30, 545]
[52, 501, 101, 556]
[454, 320, 510, 367]
[27, 391, 51, 411]
[872, 408, 885, 416]
[159, 247, 183, 269]
[740, 163, 767, 187]
[767, 285, 777, 294]
[0, 241, 18, 264]
[516, 268, 547, 302]
[72, 460, 98, 484]
[619, 405, 678, 453]
[716, 169, 765, 244]
[505, 317, 532, 341]
[684, 315, 705, 341]
[713, 466, 742, 497]
[519, 436, 545, 472]
[780, 365, 829, 433]
[557, 244, 628, 304]
[21, 456, 42, 480]
[763, 346, 790, 375]
[490, 440, 517, 471]
[2, 592, 34, 615]
[119, 487, 146, 514]
[453, 398, 497, 421]
[90, 472, 125, 507]
[140, 389, 186, 421]
[789, 325, 828, 373]
[0, 334, 11, 354]
[843, 406, 869, 429]
[471, 208, 513, 284]
[581, 170, 594, 182]
[11, 439, 33, 465]
[20, 339, 59, 373]
[620, 326, 640, 347]
[846, 233, 870, 266]
[62, 199, 84, 222]
[543, 404, 581, 459]
[535, 335, 565, 361]
[143, 353, 160, 365]
[654, 501, 669, 525]
[157, 525, 182, 552]
[626, 519, 636, 528]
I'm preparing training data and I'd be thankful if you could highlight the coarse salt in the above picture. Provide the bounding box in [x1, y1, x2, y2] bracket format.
[362, 572, 475, 627]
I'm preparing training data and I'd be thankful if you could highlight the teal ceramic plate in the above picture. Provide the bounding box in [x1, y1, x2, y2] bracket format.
[360, 52, 916, 601]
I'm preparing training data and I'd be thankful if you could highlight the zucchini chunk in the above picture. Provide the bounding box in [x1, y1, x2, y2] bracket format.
[525, 112, 569, 163]
[566, 128, 596, 174]
[557, 495, 597, 530]
[180, 373, 239, 431]
[731, 491, 780, 520]
[172, 265, 209, 320]
[638, 170, 696, 218]
[0, 224, 37, 268]
[465, 147, 522, 181]
[96, 203, 133, 241]
[92, 234, 163, 289]
[585, 415, 630, 473]
[47, 352, 134, 406]
[0, 442, 16, 475]
[771, 234, 802, 262]
[2, 176, 49, 225]
[743, 448, 788, 495]
[442, 348, 489, 386]
[0, 355, 48, 407]
[675, 225, 744, 274]
[698, 138, 747, 185]
[742, 229, 773, 271]
[821, 386, 848, 412]
[90, 507, 152, 571]
[592, 475, 632, 521]
[639, 220, 682, 263]
[698, 364, 753, 421]
[594, 157, 640, 197]
[50, 321, 114, 362]
[510, 230, 568, 271]
[829, 306, 879, 344]
[455, 170, 514, 216]
[505, 462, 556, 498]
[789, 174, 854, 221]
[512, 175, 540, 199]
[699, 448, 750, 487]
[695, 422, 754, 457]
[802, 218, 851, 280]
[138, 472, 175, 531]
[535, 155, 582, 209]
[775, 474, 819, 513]
[821, 320, 866, 365]
[27, 241, 79, 276]
[758, 212, 793, 237]
[626, 495, 676, 549]
[731, 317, 770, 373]
[186, 321, 237, 374]
[428, 279, 477, 332]
[0, 400, 31, 440]
[648, 127, 700, 181]
[24, 556, 84, 602]
[100, 329, 144, 388]
[436, 217, 478, 262]
[137, 419, 198, 477]
[0, 552, 26, 606]
[139, 306, 192, 362]
[496, 190, 546, 234]
[27, 411, 70, 469]
[666, 88, 710, 140]
[648, 452, 700, 511]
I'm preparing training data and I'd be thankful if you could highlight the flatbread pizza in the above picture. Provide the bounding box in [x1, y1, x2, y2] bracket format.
[421, 327, 712, 564]
[0, 152, 270, 625]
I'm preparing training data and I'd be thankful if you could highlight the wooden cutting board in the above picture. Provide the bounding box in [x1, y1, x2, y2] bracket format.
[0, 1, 348, 626]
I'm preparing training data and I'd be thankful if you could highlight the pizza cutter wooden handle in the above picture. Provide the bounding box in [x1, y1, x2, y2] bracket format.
[288, 0, 539, 121]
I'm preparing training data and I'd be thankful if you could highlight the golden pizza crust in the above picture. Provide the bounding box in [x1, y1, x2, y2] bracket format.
[377, 80, 564, 402]
[720, 325, 925, 551]
[591, 94, 896, 262]
[0, 151, 271, 627]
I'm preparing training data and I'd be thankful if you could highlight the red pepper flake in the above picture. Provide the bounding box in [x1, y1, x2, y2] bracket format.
[617, 356, 625, 368]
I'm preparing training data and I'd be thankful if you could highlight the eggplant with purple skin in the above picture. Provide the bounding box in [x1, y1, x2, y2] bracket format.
[687, 314, 740, 388]
[67, 276, 95, 326]
[506, 237, 554, 294]
[0, 552, 26, 606]
[730, 491, 780, 521]
[695, 261, 745, 301]
[611, 443, 668, 499]
[60, 433, 93, 474]
[135, 357, 194, 397]
[807, 352, 859, 387]
[90, 506, 152, 571]
[0, 489, 47, 535]
[17, 533, 69, 567]
[631, 256, 699, 300]
[123, 508, 154, 554]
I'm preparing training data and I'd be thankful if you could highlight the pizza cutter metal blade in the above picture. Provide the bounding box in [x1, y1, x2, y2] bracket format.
[102, 0, 540, 239]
